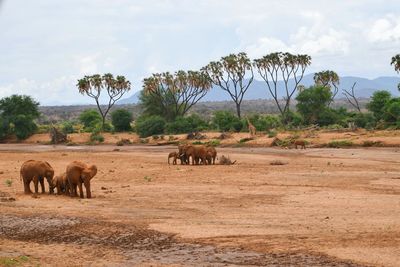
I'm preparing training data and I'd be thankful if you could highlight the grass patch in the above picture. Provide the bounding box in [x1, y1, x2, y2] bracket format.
[239, 137, 254, 143]
[0, 256, 31, 267]
[362, 140, 384, 147]
[143, 176, 152, 182]
[5, 179, 12, 187]
[327, 140, 354, 148]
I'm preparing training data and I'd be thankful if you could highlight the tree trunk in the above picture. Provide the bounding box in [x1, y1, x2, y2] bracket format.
[236, 103, 241, 118]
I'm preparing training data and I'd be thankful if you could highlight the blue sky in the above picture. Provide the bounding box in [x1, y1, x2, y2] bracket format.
[0, 0, 399, 105]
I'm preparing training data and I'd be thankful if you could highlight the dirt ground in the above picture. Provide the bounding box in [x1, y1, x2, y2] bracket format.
[1, 144, 400, 266]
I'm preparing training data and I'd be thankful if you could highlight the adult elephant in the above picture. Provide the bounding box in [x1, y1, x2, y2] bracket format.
[20, 160, 55, 194]
[206, 146, 217, 165]
[66, 161, 97, 198]
[181, 145, 208, 165]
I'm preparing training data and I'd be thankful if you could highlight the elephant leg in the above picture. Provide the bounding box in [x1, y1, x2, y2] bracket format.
[39, 178, 45, 194]
[33, 176, 39, 194]
[24, 179, 32, 194]
[57, 184, 62, 195]
[84, 180, 91, 199]
[78, 182, 84, 198]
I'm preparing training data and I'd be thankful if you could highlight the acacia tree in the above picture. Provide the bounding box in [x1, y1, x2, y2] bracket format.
[142, 70, 211, 121]
[202, 52, 253, 118]
[254, 52, 311, 121]
[342, 82, 361, 113]
[391, 54, 400, 90]
[314, 70, 339, 104]
[76, 73, 131, 130]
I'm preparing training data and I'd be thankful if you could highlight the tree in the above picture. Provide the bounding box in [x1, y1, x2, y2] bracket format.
[0, 95, 40, 140]
[79, 109, 102, 130]
[111, 109, 132, 132]
[296, 85, 332, 125]
[202, 52, 254, 118]
[342, 82, 361, 112]
[254, 52, 311, 121]
[212, 110, 243, 132]
[77, 73, 131, 130]
[367, 90, 392, 121]
[391, 54, 400, 91]
[135, 115, 166, 137]
[314, 70, 339, 103]
[142, 71, 211, 121]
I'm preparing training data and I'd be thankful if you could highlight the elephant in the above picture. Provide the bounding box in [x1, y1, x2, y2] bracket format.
[20, 160, 55, 194]
[294, 140, 306, 149]
[51, 172, 69, 195]
[206, 146, 217, 165]
[168, 152, 179, 165]
[180, 145, 208, 165]
[66, 161, 97, 198]
[178, 145, 189, 165]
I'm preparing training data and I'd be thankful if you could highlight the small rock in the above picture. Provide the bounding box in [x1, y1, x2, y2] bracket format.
[101, 187, 107, 190]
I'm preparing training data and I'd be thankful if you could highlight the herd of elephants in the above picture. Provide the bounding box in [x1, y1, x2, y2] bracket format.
[20, 144, 217, 198]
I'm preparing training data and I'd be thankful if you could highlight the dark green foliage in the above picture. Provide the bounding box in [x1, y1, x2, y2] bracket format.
[367, 91, 392, 121]
[296, 86, 332, 125]
[282, 111, 303, 128]
[384, 98, 400, 124]
[13, 115, 38, 140]
[111, 109, 133, 132]
[212, 111, 243, 132]
[90, 129, 105, 143]
[0, 95, 40, 140]
[354, 112, 376, 129]
[135, 115, 166, 137]
[165, 114, 208, 134]
[79, 109, 102, 130]
[317, 107, 352, 127]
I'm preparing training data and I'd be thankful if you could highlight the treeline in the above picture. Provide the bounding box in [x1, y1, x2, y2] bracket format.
[0, 52, 399, 142]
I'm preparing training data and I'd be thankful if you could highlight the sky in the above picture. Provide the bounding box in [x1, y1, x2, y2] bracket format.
[0, 0, 399, 105]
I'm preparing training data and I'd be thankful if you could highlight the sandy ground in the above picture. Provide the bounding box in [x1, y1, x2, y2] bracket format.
[1, 144, 400, 266]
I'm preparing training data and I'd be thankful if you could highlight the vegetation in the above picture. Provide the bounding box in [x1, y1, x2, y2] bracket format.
[135, 115, 166, 137]
[78, 109, 102, 131]
[76, 73, 131, 130]
[254, 52, 311, 121]
[141, 71, 211, 121]
[111, 109, 132, 131]
[202, 52, 253, 118]
[212, 111, 243, 132]
[296, 86, 332, 125]
[0, 95, 40, 140]
[165, 114, 208, 134]
[314, 70, 340, 103]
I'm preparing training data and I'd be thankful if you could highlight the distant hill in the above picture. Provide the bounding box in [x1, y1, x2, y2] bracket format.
[118, 74, 400, 104]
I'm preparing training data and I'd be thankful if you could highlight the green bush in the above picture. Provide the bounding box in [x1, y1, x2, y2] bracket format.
[165, 114, 208, 134]
[212, 111, 243, 132]
[13, 115, 37, 140]
[135, 115, 166, 137]
[247, 114, 281, 131]
[282, 111, 303, 128]
[367, 90, 392, 121]
[79, 109, 102, 131]
[0, 95, 40, 140]
[111, 109, 133, 132]
[296, 85, 332, 124]
[61, 121, 75, 134]
[354, 113, 375, 129]
[90, 130, 104, 143]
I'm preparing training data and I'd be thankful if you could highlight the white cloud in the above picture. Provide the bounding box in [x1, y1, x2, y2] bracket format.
[367, 15, 400, 43]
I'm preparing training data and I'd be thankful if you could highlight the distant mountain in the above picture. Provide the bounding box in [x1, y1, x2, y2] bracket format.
[118, 74, 400, 104]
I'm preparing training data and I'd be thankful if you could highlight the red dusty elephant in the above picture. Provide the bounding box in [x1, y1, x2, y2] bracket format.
[20, 160, 55, 194]
[66, 161, 97, 198]
[180, 144, 208, 165]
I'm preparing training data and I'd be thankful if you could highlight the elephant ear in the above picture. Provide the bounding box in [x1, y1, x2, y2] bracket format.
[85, 165, 97, 180]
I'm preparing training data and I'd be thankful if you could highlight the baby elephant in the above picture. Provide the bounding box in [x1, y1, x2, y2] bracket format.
[66, 161, 97, 198]
[51, 172, 69, 195]
[168, 152, 179, 165]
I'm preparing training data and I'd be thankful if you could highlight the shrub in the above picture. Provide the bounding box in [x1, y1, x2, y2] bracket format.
[282, 111, 303, 128]
[135, 115, 166, 137]
[111, 109, 133, 132]
[79, 109, 102, 131]
[354, 113, 375, 129]
[90, 129, 104, 143]
[296, 85, 332, 124]
[362, 140, 383, 147]
[267, 130, 277, 138]
[165, 114, 208, 134]
[367, 90, 392, 121]
[13, 115, 37, 140]
[327, 140, 353, 148]
[212, 111, 243, 132]
[61, 121, 75, 134]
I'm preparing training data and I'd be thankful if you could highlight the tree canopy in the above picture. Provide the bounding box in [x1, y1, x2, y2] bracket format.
[77, 73, 131, 129]
[296, 85, 332, 125]
[254, 52, 311, 121]
[142, 70, 211, 121]
[202, 52, 253, 118]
